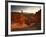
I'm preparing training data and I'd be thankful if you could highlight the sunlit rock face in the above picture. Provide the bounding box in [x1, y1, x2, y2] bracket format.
[11, 9, 41, 31]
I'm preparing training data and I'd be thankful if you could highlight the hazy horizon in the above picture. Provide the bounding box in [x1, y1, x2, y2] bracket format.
[11, 5, 41, 14]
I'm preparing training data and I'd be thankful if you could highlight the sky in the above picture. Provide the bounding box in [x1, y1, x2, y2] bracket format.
[11, 5, 41, 14]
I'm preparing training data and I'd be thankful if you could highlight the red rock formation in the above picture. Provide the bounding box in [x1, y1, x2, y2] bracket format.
[28, 9, 41, 30]
[11, 9, 41, 31]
